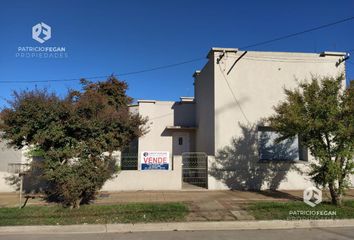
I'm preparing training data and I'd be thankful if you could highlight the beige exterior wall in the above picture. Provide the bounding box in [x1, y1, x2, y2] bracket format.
[213, 49, 345, 152]
[137, 99, 196, 159]
[137, 100, 175, 169]
[194, 60, 215, 155]
[0, 141, 28, 192]
[102, 155, 182, 191]
[196, 48, 348, 190]
[0, 172, 16, 192]
[173, 101, 195, 127]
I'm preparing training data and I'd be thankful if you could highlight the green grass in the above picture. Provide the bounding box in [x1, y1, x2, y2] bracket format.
[0, 202, 188, 226]
[246, 200, 354, 220]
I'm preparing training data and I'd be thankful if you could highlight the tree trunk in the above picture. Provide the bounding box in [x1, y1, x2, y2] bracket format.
[74, 198, 81, 209]
[69, 198, 82, 209]
[329, 183, 342, 206]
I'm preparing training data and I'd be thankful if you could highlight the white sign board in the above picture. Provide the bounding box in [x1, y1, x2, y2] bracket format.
[141, 151, 169, 170]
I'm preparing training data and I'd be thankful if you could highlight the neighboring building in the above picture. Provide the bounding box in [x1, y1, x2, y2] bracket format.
[0, 139, 27, 192]
[1, 48, 352, 192]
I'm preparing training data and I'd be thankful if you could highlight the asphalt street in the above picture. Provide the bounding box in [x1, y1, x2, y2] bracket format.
[0, 227, 353, 240]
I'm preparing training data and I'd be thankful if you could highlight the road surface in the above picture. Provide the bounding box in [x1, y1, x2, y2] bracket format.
[0, 227, 353, 240]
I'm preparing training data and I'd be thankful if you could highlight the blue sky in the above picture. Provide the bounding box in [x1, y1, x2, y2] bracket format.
[0, 0, 353, 108]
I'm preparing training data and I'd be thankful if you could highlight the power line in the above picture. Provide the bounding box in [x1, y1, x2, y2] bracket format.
[0, 16, 353, 84]
[118, 57, 205, 76]
[0, 57, 205, 84]
[0, 75, 112, 84]
[241, 16, 354, 49]
[0, 54, 340, 84]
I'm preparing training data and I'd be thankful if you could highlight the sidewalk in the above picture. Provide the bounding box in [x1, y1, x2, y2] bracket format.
[96, 190, 303, 221]
[2, 189, 354, 221]
[94, 189, 354, 221]
[0, 189, 306, 207]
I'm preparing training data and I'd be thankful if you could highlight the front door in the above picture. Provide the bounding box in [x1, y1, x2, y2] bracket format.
[173, 132, 190, 155]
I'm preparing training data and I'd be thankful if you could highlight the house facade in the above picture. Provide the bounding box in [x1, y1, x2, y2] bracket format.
[1, 47, 352, 192]
[105, 48, 351, 191]
[194, 48, 349, 190]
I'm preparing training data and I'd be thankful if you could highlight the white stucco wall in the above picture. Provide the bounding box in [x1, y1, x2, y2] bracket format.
[0, 141, 28, 192]
[137, 100, 175, 169]
[0, 172, 17, 192]
[199, 48, 349, 190]
[102, 155, 182, 191]
[173, 101, 195, 127]
[213, 50, 345, 152]
[194, 60, 215, 155]
[207, 156, 315, 190]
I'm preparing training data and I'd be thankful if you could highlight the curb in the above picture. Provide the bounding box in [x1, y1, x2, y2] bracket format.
[0, 219, 354, 234]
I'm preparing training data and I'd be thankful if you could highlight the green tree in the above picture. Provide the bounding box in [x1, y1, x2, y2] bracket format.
[0, 76, 147, 208]
[269, 75, 354, 206]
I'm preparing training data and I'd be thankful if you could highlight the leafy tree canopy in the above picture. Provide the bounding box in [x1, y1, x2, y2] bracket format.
[0, 76, 147, 208]
[269, 75, 354, 205]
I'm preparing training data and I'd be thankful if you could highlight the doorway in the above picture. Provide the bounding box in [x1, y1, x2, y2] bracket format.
[182, 152, 208, 189]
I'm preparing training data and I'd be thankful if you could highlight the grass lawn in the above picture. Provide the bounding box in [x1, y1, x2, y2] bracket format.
[0, 202, 188, 226]
[246, 200, 354, 220]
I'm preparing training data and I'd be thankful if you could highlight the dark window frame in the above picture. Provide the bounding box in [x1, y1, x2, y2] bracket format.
[257, 126, 308, 162]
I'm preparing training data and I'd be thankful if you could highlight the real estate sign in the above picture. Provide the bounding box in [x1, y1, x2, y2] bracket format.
[141, 151, 169, 170]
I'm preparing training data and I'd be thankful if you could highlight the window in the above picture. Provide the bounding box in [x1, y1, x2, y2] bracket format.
[121, 139, 138, 170]
[257, 126, 307, 161]
[121, 153, 138, 170]
[178, 137, 183, 145]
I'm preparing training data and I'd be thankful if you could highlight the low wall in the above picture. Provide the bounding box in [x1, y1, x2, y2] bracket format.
[2, 154, 352, 192]
[0, 156, 183, 192]
[102, 155, 182, 191]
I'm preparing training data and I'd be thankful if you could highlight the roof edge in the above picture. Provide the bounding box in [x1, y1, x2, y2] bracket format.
[320, 51, 347, 57]
[137, 100, 156, 104]
[207, 47, 238, 58]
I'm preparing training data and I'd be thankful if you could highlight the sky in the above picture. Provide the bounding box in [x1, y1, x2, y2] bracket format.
[0, 0, 353, 108]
